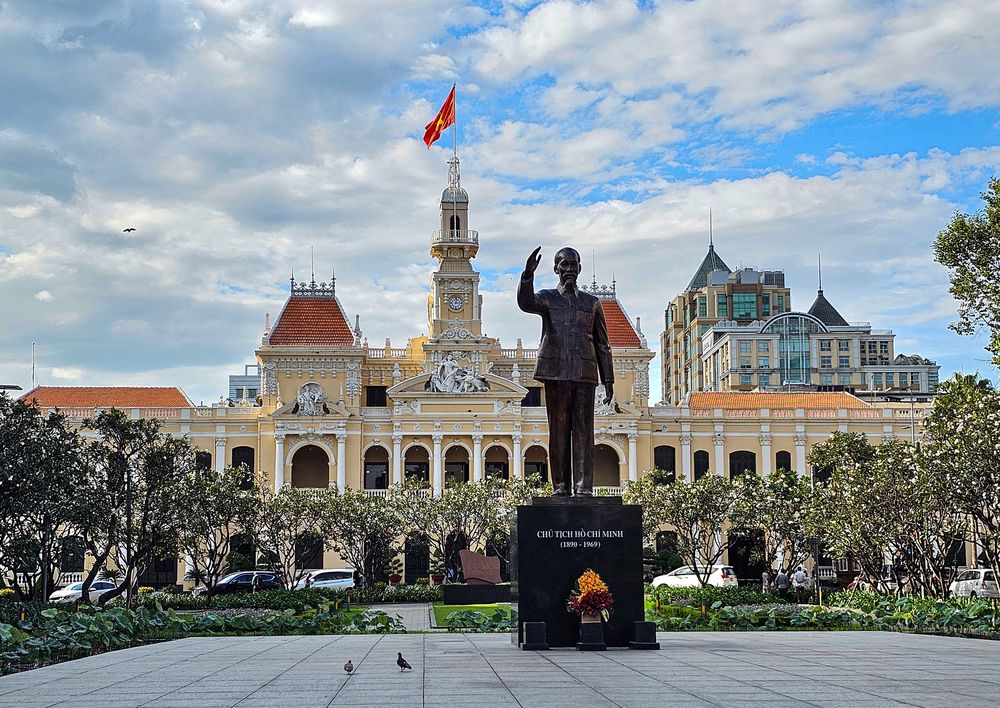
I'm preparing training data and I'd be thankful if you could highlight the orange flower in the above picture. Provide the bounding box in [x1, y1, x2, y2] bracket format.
[577, 569, 608, 595]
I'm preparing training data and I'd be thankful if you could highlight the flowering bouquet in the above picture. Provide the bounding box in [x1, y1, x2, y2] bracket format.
[566, 569, 614, 621]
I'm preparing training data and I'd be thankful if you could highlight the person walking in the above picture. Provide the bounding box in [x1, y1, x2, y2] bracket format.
[792, 566, 808, 603]
[775, 568, 789, 599]
[761, 567, 772, 594]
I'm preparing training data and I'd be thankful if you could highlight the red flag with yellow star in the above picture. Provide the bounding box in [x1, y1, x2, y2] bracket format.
[423, 84, 456, 149]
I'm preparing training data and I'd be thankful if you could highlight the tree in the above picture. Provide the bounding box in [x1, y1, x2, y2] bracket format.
[624, 473, 751, 587]
[921, 374, 1000, 586]
[739, 467, 813, 574]
[933, 176, 1000, 364]
[808, 431, 966, 596]
[73, 410, 193, 606]
[176, 465, 258, 589]
[318, 489, 399, 587]
[245, 485, 327, 590]
[0, 395, 86, 600]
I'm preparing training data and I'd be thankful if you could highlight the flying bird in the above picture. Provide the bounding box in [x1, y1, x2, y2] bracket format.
[396, 652, 412, 672]
[123, 227, 136, 232]
[343, 659, 353, 674]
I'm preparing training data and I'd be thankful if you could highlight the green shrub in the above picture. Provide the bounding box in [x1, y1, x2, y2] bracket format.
[131, 584, 442, 613]
[651, 585, 782, 608]
[442, 609, 513, 633]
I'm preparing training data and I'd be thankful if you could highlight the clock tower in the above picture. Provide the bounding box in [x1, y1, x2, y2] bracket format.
[427, 156, 483, 341]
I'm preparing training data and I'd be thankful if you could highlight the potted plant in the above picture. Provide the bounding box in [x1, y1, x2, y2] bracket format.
[567, 569, 613, 650]
[430, 549, 446, 585]
[388, 556, 404, 586]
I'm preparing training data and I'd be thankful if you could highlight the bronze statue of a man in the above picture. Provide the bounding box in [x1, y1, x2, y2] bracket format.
[517, 246, 614, 496]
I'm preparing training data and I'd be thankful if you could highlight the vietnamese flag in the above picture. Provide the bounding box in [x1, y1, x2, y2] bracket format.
[423, 84, 456, 149]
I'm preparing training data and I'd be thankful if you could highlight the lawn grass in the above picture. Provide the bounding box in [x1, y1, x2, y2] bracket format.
[432, 602, 511, 626]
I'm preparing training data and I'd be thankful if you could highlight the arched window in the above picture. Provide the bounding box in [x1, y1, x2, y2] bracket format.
[729, 450, 756, 479]
[404, 447, 430, 484]
[523, 445, 548, 483]
[594, 444, 620, 486]
[291, 445, 329, 488]
[653, 445, 676, 484]
[195, 451, 212, 471]
[775, 450, 792, 472]
[446, 446, 471, 485]
[232, 446, 255, 489]
[484, 446, 508, 480]
[449, 214, 461, 232]
[693, 450, 710, 480]
[364, 446, 390, 490]
[295, 533, 324, 571]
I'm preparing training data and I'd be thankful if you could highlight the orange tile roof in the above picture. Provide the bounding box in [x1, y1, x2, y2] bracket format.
[269, 296, 354, 346]
[688, 391, 871, 409]
[600, 299, 642, 348]
[19, 386, 192, 409]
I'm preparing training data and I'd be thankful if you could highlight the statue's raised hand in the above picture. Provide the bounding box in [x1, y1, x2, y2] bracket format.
[525, 246, 542, 275]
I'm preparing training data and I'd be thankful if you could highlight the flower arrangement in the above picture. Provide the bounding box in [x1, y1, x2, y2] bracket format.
[566, 569, 613, 621]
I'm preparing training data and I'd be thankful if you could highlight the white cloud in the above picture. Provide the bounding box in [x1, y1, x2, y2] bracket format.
[50, 367, 83, 380]
[34, 290, 53, 301]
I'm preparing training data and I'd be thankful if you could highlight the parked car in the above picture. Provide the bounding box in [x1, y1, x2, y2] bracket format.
[949, 569, 999, 599]
[48, 580, 117, 604]
[191, 571, 281, 597]
[294, 569, 355, 591]
[651, 565, 738, 588]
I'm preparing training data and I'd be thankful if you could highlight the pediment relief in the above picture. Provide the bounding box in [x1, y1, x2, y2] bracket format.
[388, 372, 528, 399]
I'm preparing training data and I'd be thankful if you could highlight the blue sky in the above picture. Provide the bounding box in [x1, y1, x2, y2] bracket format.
[0, 0, 998, 404]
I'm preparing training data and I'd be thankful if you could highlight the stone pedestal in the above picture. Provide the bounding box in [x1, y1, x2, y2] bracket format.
[511, 496, 647, 649]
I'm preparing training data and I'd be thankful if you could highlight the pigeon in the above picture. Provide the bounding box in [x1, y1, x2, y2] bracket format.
[396, 652, 412, 672]
[123, 227, 136, 232]
[343, 659, 353, 674]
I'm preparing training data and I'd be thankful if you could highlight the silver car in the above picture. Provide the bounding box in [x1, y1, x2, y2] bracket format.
[294, 569, 355, 591]
[949, 569, 998, 599]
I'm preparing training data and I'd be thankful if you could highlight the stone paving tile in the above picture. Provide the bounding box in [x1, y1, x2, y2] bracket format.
[6, 632, 1000, 707]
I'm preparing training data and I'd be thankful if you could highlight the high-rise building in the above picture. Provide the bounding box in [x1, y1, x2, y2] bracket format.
[662, 243, 939, 404]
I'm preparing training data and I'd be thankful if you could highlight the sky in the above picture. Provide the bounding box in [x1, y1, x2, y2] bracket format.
[1, 0, 999, 405]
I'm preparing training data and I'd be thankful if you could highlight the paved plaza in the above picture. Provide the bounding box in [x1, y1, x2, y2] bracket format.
[2, 631, 1000, 707]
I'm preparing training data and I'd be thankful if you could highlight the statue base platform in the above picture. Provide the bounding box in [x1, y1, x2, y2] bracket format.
[511, 495, 652, 649]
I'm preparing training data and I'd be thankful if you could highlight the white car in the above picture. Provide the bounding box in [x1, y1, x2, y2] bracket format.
[48, 580, 117, 604]
[652, 565, 738, 588]
[294, 569, 356, 591]
[950, 569, 999, 599]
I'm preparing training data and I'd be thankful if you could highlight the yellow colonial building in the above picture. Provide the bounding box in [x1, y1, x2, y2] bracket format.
[21, 158, 935, 585]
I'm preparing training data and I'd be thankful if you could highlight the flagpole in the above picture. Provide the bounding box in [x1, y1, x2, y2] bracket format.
[452, 83, 458, 240]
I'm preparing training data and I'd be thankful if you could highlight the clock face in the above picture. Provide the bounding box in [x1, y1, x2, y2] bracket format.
[447, 295, 464, 312]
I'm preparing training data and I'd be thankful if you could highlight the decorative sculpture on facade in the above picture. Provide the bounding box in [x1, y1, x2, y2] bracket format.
[295, 382, 328, 416]
[427, 353, 491, 393]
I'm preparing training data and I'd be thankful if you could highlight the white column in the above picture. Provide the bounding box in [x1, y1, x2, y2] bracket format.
[274, 434, 285, 492]
[512, 434, 523, 480]
[215, 434, 226, 473]
[627, 431, 638, 483]
[472, 434, 483, 482]
[759, 431, 772, 476]
[392, 434, 403, 485]
[713, 431, 725, 477]
[336, 433, 347, 493]
[794, 431, 808, 476]
[432, 433, 444, 496]
[680, 432, 692, 482]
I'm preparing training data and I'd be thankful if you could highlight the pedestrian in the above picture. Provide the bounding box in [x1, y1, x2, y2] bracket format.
[775, 568, 789, 599]
[251, 572, 262, 594]
[761, 567, 772, 594]
[792, 566, 808, 603]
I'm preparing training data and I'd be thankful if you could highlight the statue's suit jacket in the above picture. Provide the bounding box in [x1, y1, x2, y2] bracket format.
[517, 273, 615, 387]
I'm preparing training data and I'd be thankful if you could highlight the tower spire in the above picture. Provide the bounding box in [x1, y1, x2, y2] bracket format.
[709, 207, 714, 247]
[817, 253, 823, 292]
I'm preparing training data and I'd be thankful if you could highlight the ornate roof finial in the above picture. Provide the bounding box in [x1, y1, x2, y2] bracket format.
[709, 206, 714, 247]
[290, 269, 296, 289]
[331, 265, 336, 295]
[817, 253, 823, 293]
[264, 312, 270, 334]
